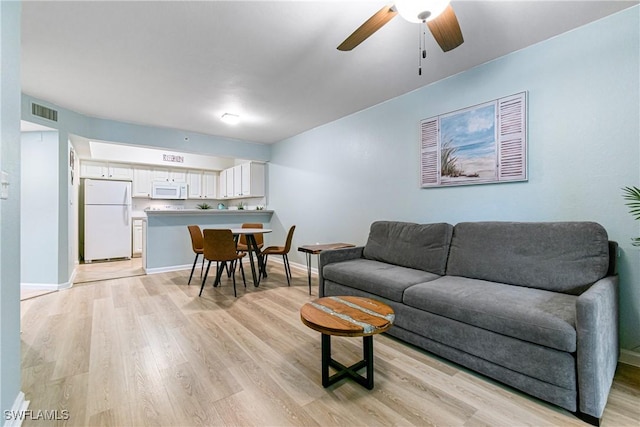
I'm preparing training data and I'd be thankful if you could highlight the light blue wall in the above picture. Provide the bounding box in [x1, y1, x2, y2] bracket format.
[1, 0, 22, 414]
[269, 7, 640, 351]
[21, 94, 271, 162]
[21, 131, 60, 285]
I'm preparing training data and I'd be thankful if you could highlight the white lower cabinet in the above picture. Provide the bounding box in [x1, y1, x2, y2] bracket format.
[132, 219, 143, 257]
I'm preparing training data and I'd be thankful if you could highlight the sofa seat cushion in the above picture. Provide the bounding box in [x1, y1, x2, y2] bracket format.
[322, 259, 441, 302]
[403, 276, 578, 352]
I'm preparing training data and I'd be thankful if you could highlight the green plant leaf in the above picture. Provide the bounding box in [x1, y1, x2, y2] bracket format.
[622, 186, 640, 221]
[622, 186, 640, 244]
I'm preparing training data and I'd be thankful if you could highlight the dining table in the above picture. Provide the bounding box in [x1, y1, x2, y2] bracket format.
[228, 227, 272, 287]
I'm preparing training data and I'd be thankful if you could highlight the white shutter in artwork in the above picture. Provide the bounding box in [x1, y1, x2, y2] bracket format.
[497, 92, 527, 181]
[420, 118, 439, 187]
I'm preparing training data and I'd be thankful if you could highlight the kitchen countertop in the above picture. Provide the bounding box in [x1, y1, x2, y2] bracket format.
[144, 209, 273, 216]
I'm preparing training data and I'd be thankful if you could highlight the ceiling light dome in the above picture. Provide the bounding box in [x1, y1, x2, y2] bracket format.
[395, 0, 450, 23]
[221, 113, 240, 125]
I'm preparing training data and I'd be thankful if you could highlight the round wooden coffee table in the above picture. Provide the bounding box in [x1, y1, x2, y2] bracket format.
[300, 296, 394, 390]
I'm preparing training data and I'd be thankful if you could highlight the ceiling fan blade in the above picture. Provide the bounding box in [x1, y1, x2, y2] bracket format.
[337, 4, 398, 51]
[426, 4, 464, 52]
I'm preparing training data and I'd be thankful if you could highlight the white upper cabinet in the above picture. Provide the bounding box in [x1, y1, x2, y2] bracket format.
[109, 163, 134, 180]
[219, 162, 264, 199]
[80, 161, 132, 180]
[84, 159, 261, 200]
[187, 170, 203, 198]
[187, 170, 219, 199]
[219, 169, 227, 198]
[202, 171, 218, 199]
[81, 161, 106, 178]
[132, 167, 153, 198]
[225, 168, 234, 198]
[233, 165, 243, 197]
[152, 168, 187, 183]
[240, 162, 265, 197]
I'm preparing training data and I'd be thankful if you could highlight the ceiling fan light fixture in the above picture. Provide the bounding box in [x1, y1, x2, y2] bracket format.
[395, 0, 450, 23]
[221, 113, 240, 125]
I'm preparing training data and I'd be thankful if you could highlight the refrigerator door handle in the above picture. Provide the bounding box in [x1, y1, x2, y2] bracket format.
[124, 205, 130, 227]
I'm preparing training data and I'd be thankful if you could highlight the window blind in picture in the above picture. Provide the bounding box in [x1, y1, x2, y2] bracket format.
[420, 91, 527, 188]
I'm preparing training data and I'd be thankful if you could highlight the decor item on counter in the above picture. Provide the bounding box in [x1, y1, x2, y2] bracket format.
[196, 202, 212, 210]
[421, 92, 527, 188]
[237, 202, 245, 210]
[256, 205, 264, 210]
[217, 203, 226, 210]
[622, 186, 640, 246]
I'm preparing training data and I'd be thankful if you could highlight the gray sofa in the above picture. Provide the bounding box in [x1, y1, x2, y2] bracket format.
[319, 221, 618, 425]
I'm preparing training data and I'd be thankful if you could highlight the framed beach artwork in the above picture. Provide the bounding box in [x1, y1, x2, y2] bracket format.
[420, 91, 527, 188]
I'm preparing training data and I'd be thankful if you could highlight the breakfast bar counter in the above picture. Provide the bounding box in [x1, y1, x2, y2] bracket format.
[144, 209, 274, 274]
[146, 209, 273, 216]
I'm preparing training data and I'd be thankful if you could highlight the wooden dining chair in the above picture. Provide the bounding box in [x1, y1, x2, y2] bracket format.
[261, 225, 296, 286]
[199, 229, 246, 297]
[187, 225, 205, 286]
[236, 223, 264, 253]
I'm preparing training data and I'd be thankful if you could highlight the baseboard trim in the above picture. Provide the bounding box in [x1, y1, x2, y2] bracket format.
[266, 257, 312, 274]
[20, 282, 58, 291]
[619, 349, 640, 368]
[3, 391, 29, 427]
[145, 264, 192, 275]
[22, 269, 75, 291]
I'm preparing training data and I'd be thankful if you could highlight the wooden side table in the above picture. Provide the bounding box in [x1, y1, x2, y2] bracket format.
[300, 296, 394, 390]
[297, 243, 355, 294]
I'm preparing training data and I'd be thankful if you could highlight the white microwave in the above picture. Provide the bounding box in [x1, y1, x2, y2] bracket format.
[151, 181, 187, 200]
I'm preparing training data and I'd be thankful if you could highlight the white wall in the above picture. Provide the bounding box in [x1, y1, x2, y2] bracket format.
[0, 0, 23, 416]
[21, 131, 60, 286]
[269, 8, 640, 351]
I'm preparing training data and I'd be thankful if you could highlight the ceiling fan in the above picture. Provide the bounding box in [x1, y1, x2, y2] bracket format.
[337, 0, 464, 53]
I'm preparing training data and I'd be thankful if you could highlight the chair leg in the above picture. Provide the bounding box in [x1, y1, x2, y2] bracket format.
[214, 262, 226, 287]
[199, 260, 212, 296]
[286, 254, 293, 282]
[201, 256, 205, 277]
[231, 261, 238, 297]
[239, 259, 246, 287]
[261, 255, 269, 277]
[188, 253, 200, 285]
[283, 254, 291, 286]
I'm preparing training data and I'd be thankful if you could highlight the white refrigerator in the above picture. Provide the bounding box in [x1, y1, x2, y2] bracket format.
[84, 179, 132, 262]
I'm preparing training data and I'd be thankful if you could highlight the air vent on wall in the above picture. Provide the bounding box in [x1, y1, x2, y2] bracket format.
[31, 103, 58, 122]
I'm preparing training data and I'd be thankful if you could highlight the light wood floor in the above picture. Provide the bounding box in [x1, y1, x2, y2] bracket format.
[20, 264, 639, 426]
[74, 257, 145, 284]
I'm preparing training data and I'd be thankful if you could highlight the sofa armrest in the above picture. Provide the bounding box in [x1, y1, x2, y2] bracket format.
[318, 246, 364, 296]
[576, 275, 619, 419]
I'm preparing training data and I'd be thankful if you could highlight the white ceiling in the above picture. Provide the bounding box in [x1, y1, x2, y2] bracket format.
[21, 0, 638, 144]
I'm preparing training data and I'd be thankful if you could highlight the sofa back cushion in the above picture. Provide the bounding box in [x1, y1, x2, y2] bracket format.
[363, 221, 453, 275]
[446, 221, 610, 295]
